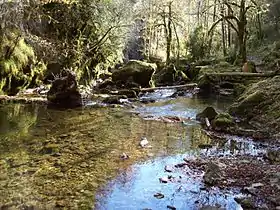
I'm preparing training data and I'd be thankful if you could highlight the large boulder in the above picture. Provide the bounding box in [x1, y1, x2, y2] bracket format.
[112, 60, 156, 88]
[47, 69, 82, 108]
[155, 64, 190, 85]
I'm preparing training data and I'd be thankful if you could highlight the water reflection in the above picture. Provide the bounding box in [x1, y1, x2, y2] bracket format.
[0, 94, 268, 209]
[96, 155, 242, 210]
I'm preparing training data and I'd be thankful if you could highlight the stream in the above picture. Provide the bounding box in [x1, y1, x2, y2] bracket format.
[0, 89, 272, 209]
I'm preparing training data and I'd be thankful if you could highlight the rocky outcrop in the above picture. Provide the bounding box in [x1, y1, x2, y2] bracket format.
[196, 107, 236, 132]
[47, 69, 82, 108]
[155, 64, 190, 86]
[112, 60, 156, 88]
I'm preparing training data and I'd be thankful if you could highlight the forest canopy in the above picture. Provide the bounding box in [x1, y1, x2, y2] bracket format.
[0, 0, 279, 94]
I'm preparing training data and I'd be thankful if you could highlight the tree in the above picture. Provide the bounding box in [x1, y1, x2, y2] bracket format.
[208, 0, 263, 63]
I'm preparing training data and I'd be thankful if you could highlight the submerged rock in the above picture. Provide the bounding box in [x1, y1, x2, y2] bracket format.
[154, 193, 164, 199]
[120, 153, 129, 160]
[112, 60, 156, 88]
[265, 149, 280, 163]
[159, 177, 168, 183]
[47, 69, 82, 108]
[139, 137, 149, 148]
[203, 162, 222, 186]
[167, 205, 176, 210]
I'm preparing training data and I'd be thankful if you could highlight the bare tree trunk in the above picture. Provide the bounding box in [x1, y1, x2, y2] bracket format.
[166, 2, 172, 64]
[221, 3, 226, 56]
[227, 7, 231, 47]
[208, 0, 217, 53]
[238, 0, 247, 63]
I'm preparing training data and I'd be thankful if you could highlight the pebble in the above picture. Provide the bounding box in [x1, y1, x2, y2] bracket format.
[154, 193, 164, 199]
[164, 165, 173, 173]
[159, 177, 168, 183]
[167, 205, 176, 210]
[140, 137, 149, 148]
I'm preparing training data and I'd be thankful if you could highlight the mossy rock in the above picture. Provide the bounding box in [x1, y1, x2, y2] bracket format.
[229, 90, 266, 116]
[197, 74, 214, 94]
[233, 83, 247, 96]
[41, 143, 60, 154]
[155, 64, 177, 85]
[112, 60, 156, 88]
[196, 107, 218, 123]
[212, 113, 235, 131]
[266, 149, 280, 163]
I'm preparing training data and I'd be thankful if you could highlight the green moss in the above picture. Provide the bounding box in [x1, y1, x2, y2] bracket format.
[230, 91, 266, 115]
[212, 113, 235, 130]
[0, 32, 46, 95]
[41, 143, 60, 154]
[112, 60, 156, 88]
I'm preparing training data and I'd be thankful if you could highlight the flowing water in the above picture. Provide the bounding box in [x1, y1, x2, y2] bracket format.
[0, 90, 270, 209]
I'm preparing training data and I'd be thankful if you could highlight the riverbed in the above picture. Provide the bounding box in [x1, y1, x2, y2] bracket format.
[0, 90, 274, 209]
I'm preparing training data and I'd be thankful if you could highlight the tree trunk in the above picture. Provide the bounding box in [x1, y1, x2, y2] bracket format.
[221, 3, 226, 56]
[227, 7, 232, 47]
[208, 0, 217, 53]
[238, 0, 247, 63]
[166, 2, 172, 64]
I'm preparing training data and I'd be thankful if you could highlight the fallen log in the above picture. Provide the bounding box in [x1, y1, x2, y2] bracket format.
[0, 95, 47, 105]
[140, 83, 198, 92]
[205, 71, 280, 77]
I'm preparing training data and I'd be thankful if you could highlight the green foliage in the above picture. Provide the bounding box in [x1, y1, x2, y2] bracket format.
[39, 0, 131, 84]
[186, 26, 208, 61]
[0, 32, 46, 95]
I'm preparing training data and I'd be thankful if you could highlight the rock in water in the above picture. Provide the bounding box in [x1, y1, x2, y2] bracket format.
[139, 137, 149, 148]
[120, 153, 129, 160]
[196, 107, 218, 124]
[112, 60, 156, 88]
[203, 162, 222, 186]
[47, 69, 82, 108]
[154, 193, 164, 199]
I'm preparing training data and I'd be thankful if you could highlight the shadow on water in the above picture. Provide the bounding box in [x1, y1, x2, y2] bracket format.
[0, 90, 270, 209]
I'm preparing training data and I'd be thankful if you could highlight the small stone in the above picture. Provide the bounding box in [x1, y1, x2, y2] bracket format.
[120, 153, 129, 160]
[234, 197, 255, 209]
[140, 137, 149, 148]
[164, 165, 173, 173]
[154, 193, 164, 199]
[55, 173, 64, 178]
[175, 163, 187, 168]
[60, 134, 69, 138]
[159, 177, 168, 183]
[56, 200, 66, 207]
[80, 162, 89, 168]
[167, 205, 176, 210]
[276, 206, 280, 210]
[251, 183, 264, 188]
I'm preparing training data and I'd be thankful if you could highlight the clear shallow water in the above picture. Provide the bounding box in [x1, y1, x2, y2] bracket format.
[0, 91, 268, 209]
[96, 155, 242, 210]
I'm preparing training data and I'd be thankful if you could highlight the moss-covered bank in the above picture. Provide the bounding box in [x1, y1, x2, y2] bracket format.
[229, 76, 280, 141]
